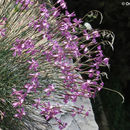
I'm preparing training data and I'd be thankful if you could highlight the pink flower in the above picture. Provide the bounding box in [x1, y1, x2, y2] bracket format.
[57, 0, 67, 9]
[0, 28, 6, 37]
[73, 18, 82, 27]
[10, 43, 24, 56]
[14, 108, 26, 119]
[33, 98, 41, 109]
[103, 58, 109, 65]
[12, 88, 23, 96]
[40, 102, 60, 120]
[92, 30, 100, 38]
[83, 30, 90, 40]
[28, 58, 39, 71]
[65, 11, 75, 18]
[85, 109, 91, 117]
[30, 72, 39, 81]
[44, 84, 55, 96]
[13, 102, 21, 108]
[51, 7, 60, 17]
[40, 4, 49, 18]
[24, 83, 33, 93]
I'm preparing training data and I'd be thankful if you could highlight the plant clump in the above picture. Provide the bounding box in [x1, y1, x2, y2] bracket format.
[0, 0, 114, 129]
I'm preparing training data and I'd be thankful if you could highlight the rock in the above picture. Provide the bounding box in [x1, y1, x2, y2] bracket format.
[49, 97, 99, 130]
[23, 97, 98, 130]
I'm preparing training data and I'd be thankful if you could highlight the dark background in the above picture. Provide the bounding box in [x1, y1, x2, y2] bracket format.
[53, 0, 130, 130]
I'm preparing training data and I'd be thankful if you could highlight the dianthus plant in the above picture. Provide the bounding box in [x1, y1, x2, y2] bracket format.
[0, 0, 114, 129]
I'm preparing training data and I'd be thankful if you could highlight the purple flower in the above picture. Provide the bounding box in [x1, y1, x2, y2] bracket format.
[28, 58, 39, 71]
[71, 109, 76, 117]
[51, 7, 60, 17]
[81, 82, 89, 90]
[57, 0, 67, 9]
[92, 38, 97, 43]
[40, 4, 49, 18]
[42, 19, 50, 29]
[85, 111, 89, 117]
[65, 11, 76, 18]
[97, 86, 102, 91]
[71, 95, 77, 102]
[84, 46, 88, 53]
[63, 94, 69, 103]
[10, 43, 24, 56]
[103, 58, 109, 65]
[10, 39, 35, 56]
[88, 69, 94, 78]
[14, 108, 26, 119]
[30, 72, 39, 80]
[91, 62, 100, 69]
[40, 102, 60, 120]
[24, 83, 33, 93]
[44, 84, 55, 96]
[83, 30, 90, 40]
[92, 30, 100, 38]
[0, 28, 6, 37]
[55, 117, 67, 130]
[73, 18, 82, 27]
[100, 82, 104, 87]
[33, 98, 41, 109]
[12, 88, 23, 96]
[60, 22, 69, 31]
[13, 102, 22, 108]
[97, 45, 101, 50]
[12, 92, 26, 108]
[17, 93, 26, 104]
[24, 39, 34, 50]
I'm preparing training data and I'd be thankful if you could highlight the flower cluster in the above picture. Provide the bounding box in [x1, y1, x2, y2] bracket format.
[0, 0, 113, 129]
[10, 39, 35, 56]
